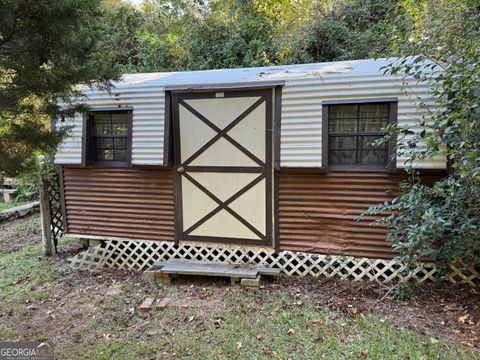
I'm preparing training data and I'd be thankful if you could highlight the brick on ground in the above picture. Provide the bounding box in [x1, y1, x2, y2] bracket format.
[155, 297, 171, 310]
[140, 297, 155, 312]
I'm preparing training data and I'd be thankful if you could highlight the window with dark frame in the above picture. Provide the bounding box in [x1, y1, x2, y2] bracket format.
[90, 111, 129, 163]
[328, 102, 392, 169]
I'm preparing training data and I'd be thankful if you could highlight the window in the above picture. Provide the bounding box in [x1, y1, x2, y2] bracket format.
[323, 100, 396, 171]
[84, 109, 132, 166]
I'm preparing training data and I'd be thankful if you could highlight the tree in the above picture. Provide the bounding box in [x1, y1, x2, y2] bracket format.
[0, 0, 124, 176]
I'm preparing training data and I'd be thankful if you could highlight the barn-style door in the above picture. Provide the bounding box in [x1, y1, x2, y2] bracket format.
[172, 89, 273, 246]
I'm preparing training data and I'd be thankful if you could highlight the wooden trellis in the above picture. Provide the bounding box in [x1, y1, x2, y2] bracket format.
[68, 239, 480, 286]
[47, 172, 64, 251]
[40, 169, 64, 255]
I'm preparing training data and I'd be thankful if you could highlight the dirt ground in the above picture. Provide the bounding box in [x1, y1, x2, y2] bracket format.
[0, 214, 479, 358]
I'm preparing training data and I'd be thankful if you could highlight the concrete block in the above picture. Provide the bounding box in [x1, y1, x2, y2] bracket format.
[141, 270, 157, 284]
[240, 275, 262, 287]
[89, 239, 102, 247]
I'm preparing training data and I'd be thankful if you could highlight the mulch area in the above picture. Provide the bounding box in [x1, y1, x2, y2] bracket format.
[265, 276, 479, 349]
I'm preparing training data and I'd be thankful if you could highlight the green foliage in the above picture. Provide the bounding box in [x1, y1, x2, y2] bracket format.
[287, 0, 398, 63]
[106, 0, 398, 72]
[360, 0, 480, 278]
[0, 0, 124, 176]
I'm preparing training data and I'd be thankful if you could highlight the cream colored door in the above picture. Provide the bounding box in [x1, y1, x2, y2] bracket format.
[173, 89, 273, 246]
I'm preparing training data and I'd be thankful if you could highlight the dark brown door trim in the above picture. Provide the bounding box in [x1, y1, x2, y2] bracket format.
[172, 89, 274, 247]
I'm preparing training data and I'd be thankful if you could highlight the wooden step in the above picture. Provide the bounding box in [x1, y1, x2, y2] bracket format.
[148, 260, 280, 286]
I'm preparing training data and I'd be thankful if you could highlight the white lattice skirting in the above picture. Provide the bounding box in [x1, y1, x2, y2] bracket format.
[68, 240, 480, 286]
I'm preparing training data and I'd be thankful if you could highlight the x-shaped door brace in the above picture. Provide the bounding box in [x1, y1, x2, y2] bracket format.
[179, 96, 266, 167]
[182, 172, 266, 240]
[179, 96, 267, 240]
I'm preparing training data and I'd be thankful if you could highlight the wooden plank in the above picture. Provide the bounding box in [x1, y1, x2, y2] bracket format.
[153, 261, 280, 279]
[257, 268, 281, 276]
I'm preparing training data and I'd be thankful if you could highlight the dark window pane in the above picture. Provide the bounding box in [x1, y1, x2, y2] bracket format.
[329, 104, 357, 119]
[93, 113, 111, 135]
[358, 135, 386, 150]
[328, 102, 392, 167]
[95, 137, 113, 149]
[359, 149, 386, 165]
[114, 138, 127, 150]
[358, 117, 388, 132]
[330, 150, 356, 164]
[329, 136, 356, 150]
[97, 149, 114, 161]
[359, 103, 389, 118]
[111, 113, 128, 135]
[91, 111, 129, 162]
[115, 150, 127, 161]
[329, 118, 357, 132]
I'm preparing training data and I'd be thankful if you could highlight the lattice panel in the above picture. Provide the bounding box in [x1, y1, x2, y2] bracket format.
[67, 240, 480, 286]
[47, 172, 64, 252]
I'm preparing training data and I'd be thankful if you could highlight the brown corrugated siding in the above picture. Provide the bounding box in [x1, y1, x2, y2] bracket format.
[278, 171, 441, 259]
[62, 166, 441, 259]
[62, 166, 175, 241]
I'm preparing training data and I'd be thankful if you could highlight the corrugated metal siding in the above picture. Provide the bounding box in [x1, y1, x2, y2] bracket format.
[62, 166, 175, 241]
[55, 115, 83, 164]
[278, 171, 441, 259]
[55, 89, 166, 165]
[55, 66, 444, 169]
[280, 75, 444, 168]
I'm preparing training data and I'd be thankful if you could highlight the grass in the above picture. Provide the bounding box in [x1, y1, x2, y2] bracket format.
[57, 288, 478, 360]
[0, 215, 478, 359]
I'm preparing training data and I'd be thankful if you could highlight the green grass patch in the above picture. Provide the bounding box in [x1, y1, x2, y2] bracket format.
[0, 245, 60, 306]
[56, 287, 479, 360]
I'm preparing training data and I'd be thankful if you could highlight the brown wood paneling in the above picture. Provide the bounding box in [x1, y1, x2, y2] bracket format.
[278, 171, 441, 259]
[62, 166, 174, 241]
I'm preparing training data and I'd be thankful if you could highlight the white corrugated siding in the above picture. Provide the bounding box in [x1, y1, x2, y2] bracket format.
[280, 74, 444, 168]
[55, 59, 445, 169]
[55, 114, 83, 164]
[55, 88, 166, 165]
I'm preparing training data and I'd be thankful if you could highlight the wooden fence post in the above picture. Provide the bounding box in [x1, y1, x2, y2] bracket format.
[39, 176, 53, 256]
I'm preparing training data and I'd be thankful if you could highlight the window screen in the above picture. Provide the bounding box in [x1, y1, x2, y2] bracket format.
[328, 103, 390, 167]
[91, 111, 129, 162]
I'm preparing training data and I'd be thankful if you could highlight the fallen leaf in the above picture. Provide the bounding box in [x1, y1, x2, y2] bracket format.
[263, 345, 271, 354]
[272, 351, 282, 360]
[213, 318, 222, 328]
[360, 349, 369, 356]
[256, 334, 263, 340]
[287, 328, 295, 335]
[188, 315, 195, 323]
[236, 342, 242, 349]
[458, 314, 469, 324]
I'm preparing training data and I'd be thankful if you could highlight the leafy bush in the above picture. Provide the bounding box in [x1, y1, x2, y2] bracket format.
[360, 0, 480, 279]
